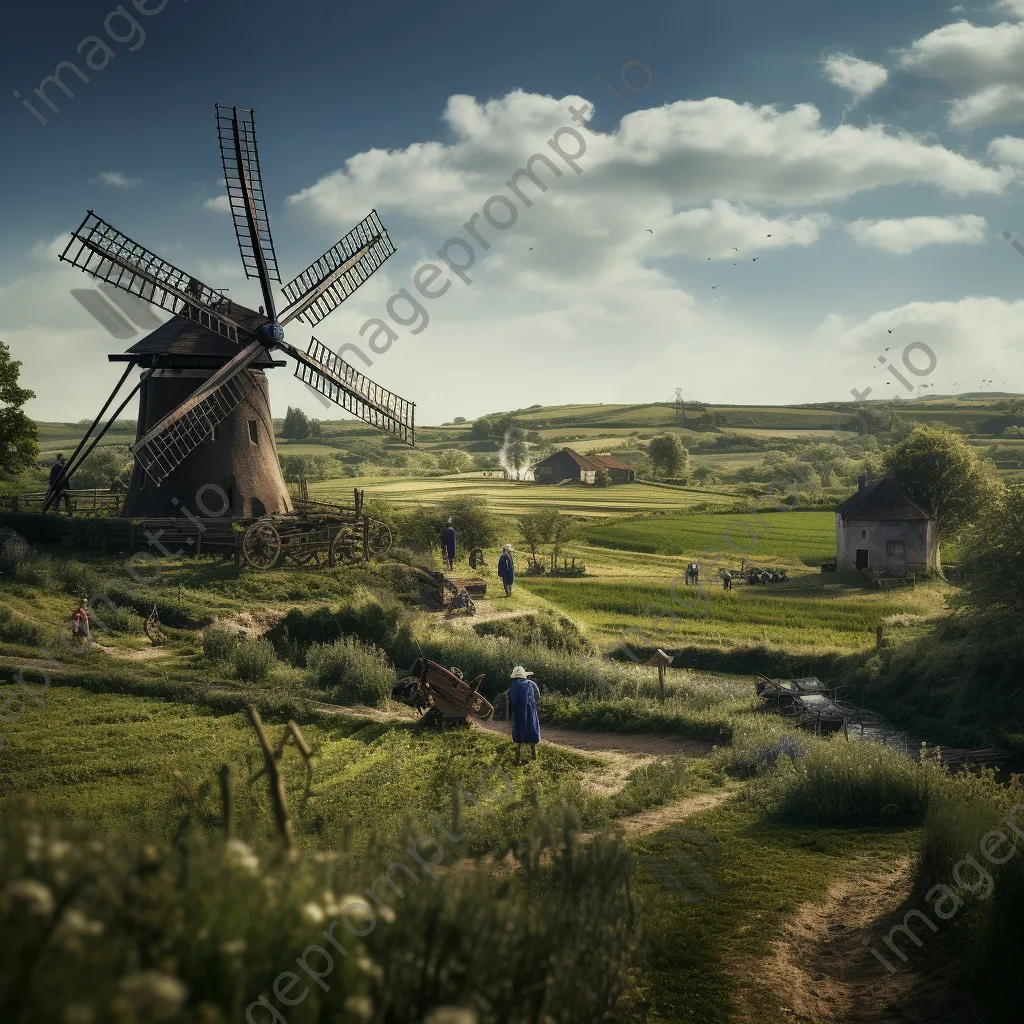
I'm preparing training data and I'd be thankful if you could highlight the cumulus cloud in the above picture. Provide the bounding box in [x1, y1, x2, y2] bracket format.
[823, 54, 888, 100]
[987, 133, 1024, 164]
[845, 214, 988, 253]
[203, 195, 230, 212]
[97, 170, 142, 189]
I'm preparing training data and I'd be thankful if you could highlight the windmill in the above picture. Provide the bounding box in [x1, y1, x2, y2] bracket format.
[45, 105, 413, 520]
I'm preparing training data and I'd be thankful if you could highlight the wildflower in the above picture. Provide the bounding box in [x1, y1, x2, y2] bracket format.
[59, 909, 104, 937]
[345, 995, 373, 1020]
[115, 970, 188, 1020]
[301, 901, 326, 925]
[4, 878, 55, 917]
[220, 939, 246, 956]
[48, 840, 73, 861]
[223, 839, 259, 876]
[424, 1008, 478, 1024]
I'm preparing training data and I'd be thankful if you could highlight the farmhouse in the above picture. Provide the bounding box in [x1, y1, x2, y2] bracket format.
[531, 448, 635, 484]
[835, 475, 937, 576]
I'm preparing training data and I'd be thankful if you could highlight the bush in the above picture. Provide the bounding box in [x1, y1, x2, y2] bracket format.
[266, 599, 405, 664]
[0, 529, 32, 579]
[306, 637, 396, 705]
[0, 606, 42, 646]
[232, 638, 277, 684]
[726, 733, 804, 779]
[202, 626, 239, 663]
[92, 604, 145, 635]
[746, 738, 936, 827]
[473, 611, 593, 655]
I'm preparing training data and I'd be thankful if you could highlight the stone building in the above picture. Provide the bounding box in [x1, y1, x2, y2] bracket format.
[835, 475, 937, 576]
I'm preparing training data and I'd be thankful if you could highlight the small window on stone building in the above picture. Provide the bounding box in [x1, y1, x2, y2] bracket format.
[248, 421, 258, 444]
[861, 530, 866, 538]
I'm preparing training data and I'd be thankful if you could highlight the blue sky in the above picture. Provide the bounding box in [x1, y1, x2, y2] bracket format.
[2, 0, 1024, 425]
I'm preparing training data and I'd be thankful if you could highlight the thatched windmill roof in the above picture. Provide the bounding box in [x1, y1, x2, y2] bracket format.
[108, 313, 282, 368]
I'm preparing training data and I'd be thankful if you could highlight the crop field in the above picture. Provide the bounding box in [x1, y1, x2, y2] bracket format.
[311, 475, 736, 516]
[519, 571, 945, 652]
[582, 510, 836, 564]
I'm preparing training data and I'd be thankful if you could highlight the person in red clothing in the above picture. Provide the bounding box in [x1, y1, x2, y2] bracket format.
[70, 599, 90, 642]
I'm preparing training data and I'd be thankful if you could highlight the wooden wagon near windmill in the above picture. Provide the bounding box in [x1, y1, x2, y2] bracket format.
[32, 105, 414, 569]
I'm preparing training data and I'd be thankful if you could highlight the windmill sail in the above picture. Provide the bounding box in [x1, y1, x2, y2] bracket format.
[60, 213, 244, 342]
[216, 105, 281, 286]
[129, 341, 267, 485]
[279, 211, 395, 326]
[290, 338, 414, 443]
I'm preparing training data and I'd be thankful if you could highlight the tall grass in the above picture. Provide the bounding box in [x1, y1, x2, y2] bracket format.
[745, 737, 940, 827]
[473, 609, 593, 655]
[202, 625, 239, 662]
[0, 797, 640, 1023]
[232, 638, 277, 684]
[306, 638, 396, 706]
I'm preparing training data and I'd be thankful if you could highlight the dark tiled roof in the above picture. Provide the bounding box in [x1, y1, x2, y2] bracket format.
[589, 453, 632, 471]
[533, 448, 599, 471]
[836, 477, 931, 521]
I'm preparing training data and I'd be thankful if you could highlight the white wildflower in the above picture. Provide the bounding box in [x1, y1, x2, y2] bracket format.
[4, 878, 55, 917]
[59, 909, 104, 937]
[115, 970, 188, 1020]
[223, 839, 259, 876]
[220, 939, 246, 956]
[344, 995, 373, 1020]
[424, 1008, 478, 1024]
[301, 901, 326, 925]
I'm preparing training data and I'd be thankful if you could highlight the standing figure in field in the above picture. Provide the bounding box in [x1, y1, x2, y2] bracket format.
[507, 665, 540, 764]
[49, 454, 72, 514]
[498, 543, 515, 598]
[691, 562, 699, 585]
[723, 572, 733, 590]
[441, 518, 456, 571]
[70, 598, 90, 643]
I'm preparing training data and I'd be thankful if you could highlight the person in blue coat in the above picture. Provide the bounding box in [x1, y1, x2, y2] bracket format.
[441, 518, 456, 570]
[507, 665, 540, 763]
[497, 543, 514, 597]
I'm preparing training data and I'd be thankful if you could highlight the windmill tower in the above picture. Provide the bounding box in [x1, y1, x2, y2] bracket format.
[47, 106, 412, 519]
[673, 388, 685, 425]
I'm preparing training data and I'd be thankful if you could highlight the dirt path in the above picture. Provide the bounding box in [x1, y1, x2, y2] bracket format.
[474, 719, 713, 757]
[730, 856, 968, 1024]
[618, 788, 734, 837]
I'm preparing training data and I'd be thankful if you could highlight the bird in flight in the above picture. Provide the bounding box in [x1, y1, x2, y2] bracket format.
[767, 234, 771, 237]
[887, 329, 894, 334]
[732, 247, 739, 251]
[646, 229, 653, 233]
[752, 257, 759, 261]
[528, 247, 533, 251]
[712, 284, 719, 289]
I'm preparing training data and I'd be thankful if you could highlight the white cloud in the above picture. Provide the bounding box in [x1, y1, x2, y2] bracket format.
[993, 1, 1024, 20]
[203, 195, 231, 212]
[987, 133, 1024, 164]
[97, 170, 142, 189]
[823, 54, 888, 100]
[845, 214, 988, 253]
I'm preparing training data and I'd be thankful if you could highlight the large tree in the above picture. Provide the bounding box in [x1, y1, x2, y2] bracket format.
[882, 425, 1002, 538]
[281, 406, 311, 440]
[0, 341, 38, 477]
[956, 483, 1024, 613]
[647, 434, 689, 479]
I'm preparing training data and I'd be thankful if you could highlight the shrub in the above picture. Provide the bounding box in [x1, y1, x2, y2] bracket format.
[0, 606, 42, 646]
[266, 598, 405, 663]
[92, 604, 144, 635]
[233, 638, 277, 684]
[0, 529, 32, 579]
[306, 637, 396, 706]
[473, 611, 593, 655]
[746, 738, 936, 827]
[726, 733, 804, 779]
[202, 626, 239, 663]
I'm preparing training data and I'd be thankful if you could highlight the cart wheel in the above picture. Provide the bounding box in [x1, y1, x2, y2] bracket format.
[243, 520, 283, 569]
[330, 528, 358, 565]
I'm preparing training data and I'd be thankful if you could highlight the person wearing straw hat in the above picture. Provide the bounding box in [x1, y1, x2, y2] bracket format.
[497, 543, 515, 598]
[507, 665, 540, 763]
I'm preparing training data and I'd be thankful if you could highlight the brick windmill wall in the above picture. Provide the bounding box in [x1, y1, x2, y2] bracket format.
[113, 315, 292, 520]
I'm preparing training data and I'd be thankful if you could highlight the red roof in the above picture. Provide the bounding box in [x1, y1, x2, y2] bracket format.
[588, 454, 632, 471]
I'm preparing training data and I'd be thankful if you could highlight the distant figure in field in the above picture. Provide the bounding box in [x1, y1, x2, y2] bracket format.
[723, 573, 733, 590]
[685, 562, 699, 585]
[507, 665, 541, 764]
[498, 544, 515, 598]
[49, 454, 72, 514]
[441, 518, 456, 570]
[70, 599, 90, 642]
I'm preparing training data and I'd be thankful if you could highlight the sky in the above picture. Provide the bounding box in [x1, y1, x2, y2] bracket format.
[2, 0, 1024, 427]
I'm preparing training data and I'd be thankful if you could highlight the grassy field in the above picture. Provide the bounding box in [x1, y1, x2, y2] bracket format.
[582, 510, 836, 564]
[311, 475, 736, 516]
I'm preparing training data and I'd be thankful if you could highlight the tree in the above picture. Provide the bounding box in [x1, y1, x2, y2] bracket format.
[550, 511, 579, 566]
[956, 483, 1024, 612]
[74, 446, 132, 489]
[0, 341, 38, 477]
[505, 433, 529, 478]
[282, 407, 311, 440]
[517, 510, 556, 560]
[436, 449, 472, 475]
[882, 426, 1003, 539]
[309, 419, 323, 438]
[470, 417, 495, 441]
[594, 467, 611, 487]
[405, 496, 498, 558]
[453, 416, 467, 424]
[647, 434, 688, 478]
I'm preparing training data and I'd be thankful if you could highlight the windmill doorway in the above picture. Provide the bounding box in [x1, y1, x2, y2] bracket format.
[855, 549, 869, 571]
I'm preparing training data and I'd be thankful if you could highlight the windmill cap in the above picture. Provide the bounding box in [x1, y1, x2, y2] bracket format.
[510, 666, 533, 678]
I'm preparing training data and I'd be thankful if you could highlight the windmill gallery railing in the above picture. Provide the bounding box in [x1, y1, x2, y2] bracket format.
[0, 489, 391, 570]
